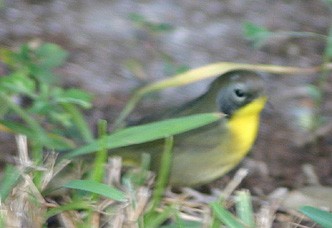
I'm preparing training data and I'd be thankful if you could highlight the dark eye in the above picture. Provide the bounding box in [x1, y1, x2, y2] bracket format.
[234, 89, 245, 98]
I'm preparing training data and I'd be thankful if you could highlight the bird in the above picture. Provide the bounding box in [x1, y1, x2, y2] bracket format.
[115, 70, 267, 186]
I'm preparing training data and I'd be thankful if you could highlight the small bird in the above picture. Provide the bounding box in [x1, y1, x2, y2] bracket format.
[116, 70, 267, 186]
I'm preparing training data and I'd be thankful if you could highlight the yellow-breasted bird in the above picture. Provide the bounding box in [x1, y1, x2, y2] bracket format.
[116, 70, 267, 186]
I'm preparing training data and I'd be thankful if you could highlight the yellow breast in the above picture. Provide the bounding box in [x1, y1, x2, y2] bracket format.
[226, 96, 267, 158]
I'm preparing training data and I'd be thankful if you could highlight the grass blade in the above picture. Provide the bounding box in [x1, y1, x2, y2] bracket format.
[46, 200, 91, 219]
[235, 190, 255, 228]
[89, 119, 108, 182]
[62, 103, 94, 143]
[63, 180, 126, 202]
[299, 206, 332, 228]
[64, 113, 222, 158]
[144, 206, 175, 228]
[211, 201, 245, 228]
[0, 165, 20, 200]
[150, 137, 173, 211]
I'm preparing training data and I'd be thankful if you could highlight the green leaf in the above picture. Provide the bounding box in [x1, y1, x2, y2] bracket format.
[0, 120, 75, 150]
[122, 153, 151, 186]
[35, 43, 68, 69]
[211, 202, 245, 228]
[0, 47, 16, 67]
[0, 165, 20, 200]
[128, 12, 173, 33]
[29, 64, 55, 84]
[18, 44, 31, 63]
[236, 190, 255, 228]
[128, 13, 146, 23]
[0, 71, 35, 95]
[89, 119, 108, 182]
[61, 103, 94, 143]
[0, 120, 36, 137]
[29, 99, 53, 114]
[160, 220, 202, 228]
[306, 85, 322, 102]
[149, 23, 173, 33]
[49, 111, 72, 127]
[151, 137, 173, 210]
[46, 133, 76, 150]
[46, 200, 91, 219]
[57, 89, 93, 108]
[325, 28, 332, 60]
[144, 206, 175, 228]
[63, 180, 127, 202]
[243, 22, 272, 48]
[300, 206, 332, 228]
[64, 113, 222, 158]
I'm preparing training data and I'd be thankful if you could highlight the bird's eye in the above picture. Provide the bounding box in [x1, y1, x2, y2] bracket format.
[234, 88, 245, 98]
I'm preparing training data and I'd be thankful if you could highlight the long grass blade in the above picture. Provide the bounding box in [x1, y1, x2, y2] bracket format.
[65, 113, 222, 158]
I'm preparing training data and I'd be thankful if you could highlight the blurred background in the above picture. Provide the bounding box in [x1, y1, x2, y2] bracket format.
[0, 0, 331, 193]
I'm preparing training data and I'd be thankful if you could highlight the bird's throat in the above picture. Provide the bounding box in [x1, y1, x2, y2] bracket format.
[226, 97, 267, 157]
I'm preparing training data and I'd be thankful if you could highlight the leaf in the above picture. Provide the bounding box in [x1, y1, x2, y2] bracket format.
[0, 71, 35, 95]
[63, 180, 126, 202]
[128, 12, 146, 23]
[29, 64, 55, 83]
[0, 120, 75, 150]
[0, 165, 20, 200]
[46, 200, 91, 219]
[35, 43, 68, 69]
[46, 133, 76, 150]
[306, 85, 322, 102]
[18, 44, 31, 63]
[325, 28, 332, 60]
[61, 103, 94, 143]
[57, 89, 93, 108]
[211, 201, 245, 228]
[64, 113, 222, 158]
[300, 206, 332, 228]
[49, 111, 72, 127]
[29, 99, 53, 115]
[128, 12, 173, 33]
[242, 22, 272, 48]
[151, 137, 173, 210]
[0, 120, 36, 136]
[235, 190, 255, 228]
[144, 206, 175, 228]
[149, 23, 173, 33]
[160, 220, 202, 228]
[0, 47, 16, 67]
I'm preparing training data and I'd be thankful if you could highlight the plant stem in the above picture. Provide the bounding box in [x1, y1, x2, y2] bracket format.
[62, 103, 94, 143]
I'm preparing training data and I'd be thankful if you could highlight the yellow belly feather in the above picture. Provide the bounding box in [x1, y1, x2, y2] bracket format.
[227, 96, 267, 159]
